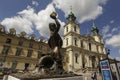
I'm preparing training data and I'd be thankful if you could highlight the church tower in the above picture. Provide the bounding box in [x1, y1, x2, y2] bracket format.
[63, 11, 80, 48]
[63, 11, 82, 72]
[91, 21, 106, 58]
[91, 21, 103, 43]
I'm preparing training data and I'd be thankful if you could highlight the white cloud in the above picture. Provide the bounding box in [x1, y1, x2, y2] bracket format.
[105, 33, 112, 38]
[1, 0, 108, 37]
[99, 0, 108, 5]
[116, 57, 120, 61]
[1, 15, 33, 34]
[110, 20, 114, 24]
[32, 1, 39, 7]
[112, 28, 117, 32]
[1, 3, 65, 38]
[102, 25, 111, 38]
[106, 34, 120, 47]
[119, 50, 120, 54]
[35, 3, 65, 37]
[52, 0, 107, 23]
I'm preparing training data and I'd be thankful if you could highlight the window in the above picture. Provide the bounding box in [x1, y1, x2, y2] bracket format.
[6, 38, 11, 44]
[38, 52, 42, 59]
[91, 56, 96, 68]
[38, 45, 42, 50]
[18, 40, 23, 46]
[82, 55, 85, 68]
[47, 47, 50, 52]
[15, 48, 22, 56]
[74, 38, 77, 46]
[11, 62, 17, 69]
[2, 46, 10, 55]
[27, 50, 33, 57]
[101, 47, 103, 53]
[89, 43, 91, 51]
[29, 42, 33, 48]
[24, 63, 29, 70]
[66, 38, 68, 46]
[96, 46, 98, 52]
[75, 53, 78, 63]
[66, 27, 68, 32]
[81, 40, 83, 48]
[74, 26, 77, 32]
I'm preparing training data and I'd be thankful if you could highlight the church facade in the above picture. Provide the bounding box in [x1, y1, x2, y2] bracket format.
[62, 12, 107, 73]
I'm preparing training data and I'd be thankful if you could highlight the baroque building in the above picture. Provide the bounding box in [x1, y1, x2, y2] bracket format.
[0, 12, 107, 73]
[62, 12, 107, 73]
[0, 24, 49, 70]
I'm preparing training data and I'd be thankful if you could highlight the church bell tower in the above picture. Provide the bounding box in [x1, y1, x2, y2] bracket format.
[63, 11, 80, 48]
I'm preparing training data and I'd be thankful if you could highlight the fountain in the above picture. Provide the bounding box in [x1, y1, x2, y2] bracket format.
[6, 12, 82, 80]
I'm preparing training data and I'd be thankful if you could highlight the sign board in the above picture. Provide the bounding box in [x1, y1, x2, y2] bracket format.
[100, 60, 113, 80]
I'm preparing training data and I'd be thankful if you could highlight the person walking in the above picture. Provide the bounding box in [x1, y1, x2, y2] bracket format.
[91, 72, 97, 80]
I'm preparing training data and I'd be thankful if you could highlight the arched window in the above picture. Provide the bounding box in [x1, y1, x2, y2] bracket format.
[6, 38, 12, 44]
[38, 52, 42, 59]
[96, 45, 98, 52]
[74, 38, 77, 46]
[27, 50, 33, 57]
[15, 48, 22, 56]
[91, 56, 96, 68]
[38, 45, 42, 50]
[75, 53, 78, 63]
[74, 26, 77, 32]
[82, 55, 85, 68]
[2, 46, 10, 55]
[66, 26, 68, 32]
[18, 40, 23, 46]
[29, 42, 33, 48]
[89, 43, 91, 51]
[81, 40, 83, 48]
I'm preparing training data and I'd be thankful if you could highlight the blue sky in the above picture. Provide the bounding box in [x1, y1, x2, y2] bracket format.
[0, 0, 120, 60]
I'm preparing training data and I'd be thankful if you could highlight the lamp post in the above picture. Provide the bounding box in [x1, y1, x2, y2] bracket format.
[106, 49, 110, 59]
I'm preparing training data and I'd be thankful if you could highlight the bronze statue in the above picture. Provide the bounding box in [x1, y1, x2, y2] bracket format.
[48, 12, 63, 59]
[48, 12, 64, 72]
[38, 12, 63, 74]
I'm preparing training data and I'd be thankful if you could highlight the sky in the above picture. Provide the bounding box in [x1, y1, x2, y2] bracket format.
[0, 0, 120, 60]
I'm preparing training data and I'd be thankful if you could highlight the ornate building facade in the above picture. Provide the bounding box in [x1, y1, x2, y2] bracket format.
[0, 12, 107, 73]
[62, 12, 107, 73]
[0, 24, 49, 70]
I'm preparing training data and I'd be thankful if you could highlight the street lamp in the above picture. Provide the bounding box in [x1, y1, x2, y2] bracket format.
[106, 49, 110, 59]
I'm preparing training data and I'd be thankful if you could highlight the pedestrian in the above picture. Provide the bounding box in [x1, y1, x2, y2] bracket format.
[91, 72, 97, 80]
